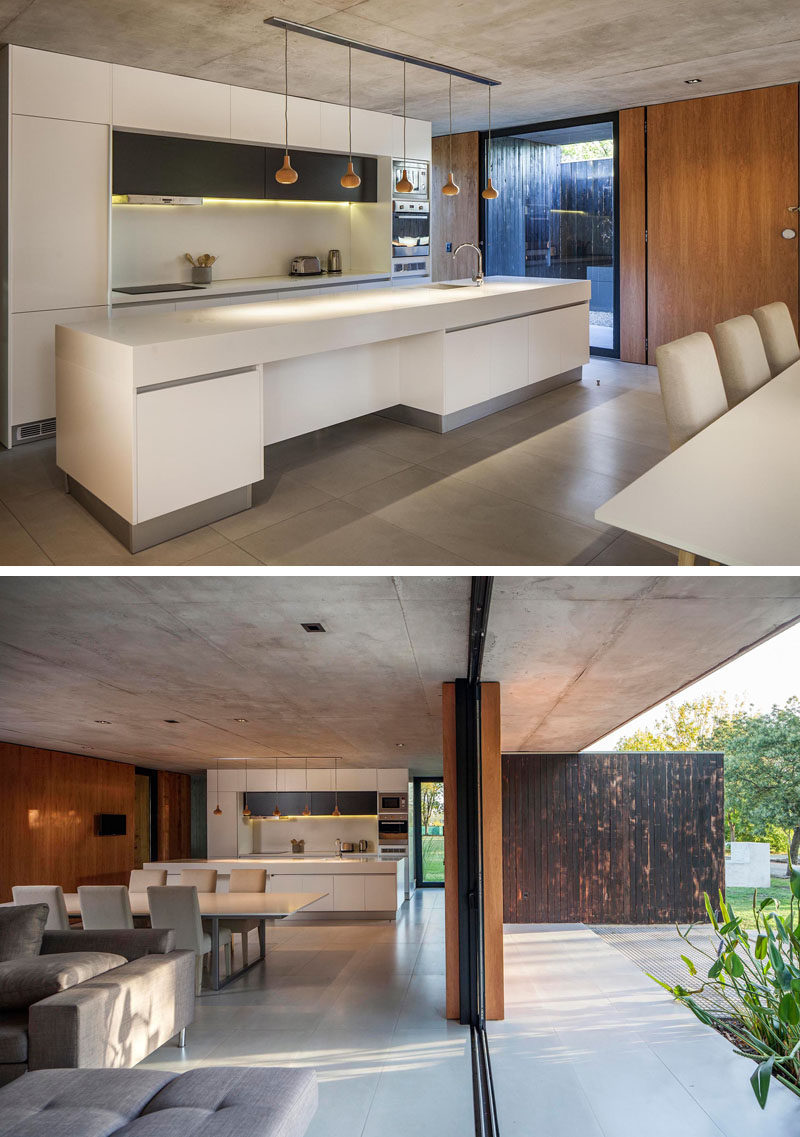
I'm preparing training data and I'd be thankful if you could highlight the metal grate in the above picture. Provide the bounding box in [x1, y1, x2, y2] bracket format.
[14, 418, 56, 444]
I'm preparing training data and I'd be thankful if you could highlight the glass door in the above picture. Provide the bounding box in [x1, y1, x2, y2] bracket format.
[482, 113, 619, 356]
[413, 777, 445, 887]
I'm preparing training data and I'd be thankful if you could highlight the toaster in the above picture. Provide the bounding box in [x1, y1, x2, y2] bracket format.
[290, 255, 322, 276]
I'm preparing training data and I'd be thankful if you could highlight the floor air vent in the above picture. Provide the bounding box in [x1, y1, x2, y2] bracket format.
[14, 418, 56, 444]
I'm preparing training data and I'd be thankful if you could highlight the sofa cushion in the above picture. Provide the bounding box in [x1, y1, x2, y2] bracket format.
[120, 1066, 319, 1137]
[0, 1068, 177, 1137]
[42, 929, 176, 962]
[0, 1011, 28, 1063]
[0, 904, 48, 962]
[0, 952, 126, 1009]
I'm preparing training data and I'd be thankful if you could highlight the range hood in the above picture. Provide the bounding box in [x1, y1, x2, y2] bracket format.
[113, 194, 203, 206]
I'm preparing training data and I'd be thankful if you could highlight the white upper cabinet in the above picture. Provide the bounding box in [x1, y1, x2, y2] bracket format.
[11, 116, 109, 313]
[230, 87, 321, 149]
[351, 108, 393, 157]
[377, 768, 410, 791]
[276, 768, 307, 793]
[11, 47, 111, 124]
[246, 768, 278, 792]
[112, 64, 230, 138]
[320, 102, 350, 153]
[391, 116, 432, 162]
[336, 768, 377, 792]
[306, 769, 334, 791]
[217, 768, 246, 791]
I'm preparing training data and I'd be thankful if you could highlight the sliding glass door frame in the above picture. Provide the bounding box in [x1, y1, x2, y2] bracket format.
[413, 775, 445, 888]
[478, 110, 621, 358]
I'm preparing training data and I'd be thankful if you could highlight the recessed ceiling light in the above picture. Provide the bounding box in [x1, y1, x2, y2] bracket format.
[684, 78, 702, 84]
[301, 622, 326, 632]
[94, 720, 111, 725]
[234, 718, 249, 724]
[164, 719, 180, 724]
[396, 742, 405, 748]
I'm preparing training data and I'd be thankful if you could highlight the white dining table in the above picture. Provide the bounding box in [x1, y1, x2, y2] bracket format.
[594, 361, 800, 565]
[64, 890, 326, 991]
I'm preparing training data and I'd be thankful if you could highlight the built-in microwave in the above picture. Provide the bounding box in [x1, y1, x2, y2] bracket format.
[379, 792, 408, 812]
[391, 159, 428, 200]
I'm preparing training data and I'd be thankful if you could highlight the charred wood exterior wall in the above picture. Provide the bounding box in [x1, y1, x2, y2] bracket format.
[502, 752, 724, 924]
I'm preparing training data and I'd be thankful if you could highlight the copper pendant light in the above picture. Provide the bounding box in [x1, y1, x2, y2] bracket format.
[341, 46, 362, 190]
[302, 757, 311, 815]
[395, 61, 413, 194]
[442, 74, 460, 196]
[275, 27, 298, 185]
[482, 85, 499, 200]
[272, 755, 281, 817]
[331, 757, 341, 816]
[242, 760, 251, 817]
[213, 756, 222, 815]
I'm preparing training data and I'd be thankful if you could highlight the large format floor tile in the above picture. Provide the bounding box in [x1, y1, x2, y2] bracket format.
[0, 359, 676, 565]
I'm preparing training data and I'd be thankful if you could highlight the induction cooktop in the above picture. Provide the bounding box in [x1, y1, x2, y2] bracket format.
[114, 283, 207, 294]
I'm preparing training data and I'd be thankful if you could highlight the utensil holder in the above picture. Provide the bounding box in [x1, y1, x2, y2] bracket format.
[191, 266, 212, 284]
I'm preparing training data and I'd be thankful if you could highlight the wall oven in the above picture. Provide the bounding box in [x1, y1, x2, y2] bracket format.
[378, 817, 409, 842]
[392, 200, 429, 280]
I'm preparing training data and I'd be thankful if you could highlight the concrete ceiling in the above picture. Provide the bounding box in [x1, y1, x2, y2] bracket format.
[485, 576, 800, 752]
[0, 0, 797, 134]
[1, 576, 800, 774]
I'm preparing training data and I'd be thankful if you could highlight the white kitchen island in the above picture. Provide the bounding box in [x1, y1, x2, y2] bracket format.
[145, 855, 407, 919]
[55, 276, 590, 550]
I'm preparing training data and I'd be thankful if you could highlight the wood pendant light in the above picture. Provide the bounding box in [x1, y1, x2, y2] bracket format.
[275, 28, 299, 185]
[332, 758, 341, 816]
[242, 760, 251, 817]
[341, 46, 362, 190]
[442, 74, 460, 197]
[395, 60, 413, 193]
[213, 756, 222, 815]
[303, 757, 311, 815]
[481, 85, 499, 199]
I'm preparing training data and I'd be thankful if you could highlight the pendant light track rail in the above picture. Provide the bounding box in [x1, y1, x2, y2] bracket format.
[264, 17, 501, 87]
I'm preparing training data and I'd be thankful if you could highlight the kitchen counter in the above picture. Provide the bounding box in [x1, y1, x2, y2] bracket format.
[110, 271, 391, 306]
[145, 855, 408, 917]
[56, 276, 590, 551]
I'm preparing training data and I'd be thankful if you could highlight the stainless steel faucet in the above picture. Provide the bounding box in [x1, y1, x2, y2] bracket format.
[334, 838, 342, 858]
[452, 242, 484, 285]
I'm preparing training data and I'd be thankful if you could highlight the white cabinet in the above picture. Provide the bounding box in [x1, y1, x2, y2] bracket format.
[11, 307, 107, 426]
[357, 281, 391, 291]
[333, 875, 365, 911]
[217, 768, 245, 791]
[135, 368, 263, 522]
[230, 87, 320, 149]
[336, 768, 377, 791]
[11, 116, 109, 313]
[320, 102, 350, 152]
[529, 304, 589, 381]
[277, 769, 307, 792]
[112, 64, 230, 138]
[207, 791, 239, 856]
[112, 303, 176, 317]
[377, 768, 409, 792]
[351, 108, 393, 157]
[365, 874, 398, 912]
[247, 768, 277, 791]
[306, 769, 334, 791]
[301, 875, 334, 911]
[11, 47, 111, 124]
[392, 116, 432, 161]
[268, 875, 296, 894]
[276, 289, 321, 300]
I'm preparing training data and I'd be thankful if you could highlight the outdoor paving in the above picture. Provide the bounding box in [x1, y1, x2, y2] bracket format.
[591, 924, 726, 1012]
[490, 925, 800, 1136]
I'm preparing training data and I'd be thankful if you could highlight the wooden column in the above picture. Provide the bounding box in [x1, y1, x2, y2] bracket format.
[431, 131, 479, 282]
[618, 106, 647, 364]
[442, 681, 504, 1021]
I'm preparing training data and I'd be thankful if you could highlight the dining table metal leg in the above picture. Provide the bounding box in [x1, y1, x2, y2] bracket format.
[211, 917, 220, 991]
[258, 919, 266, 959]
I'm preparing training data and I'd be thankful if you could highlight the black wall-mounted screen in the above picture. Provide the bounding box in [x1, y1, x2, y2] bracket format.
[96, 813, 127, 836]
[112, 131, 378, 204]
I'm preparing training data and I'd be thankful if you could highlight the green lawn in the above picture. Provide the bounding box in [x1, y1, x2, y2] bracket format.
[421, 834, 444, 883]
[726, 876, 794, 930]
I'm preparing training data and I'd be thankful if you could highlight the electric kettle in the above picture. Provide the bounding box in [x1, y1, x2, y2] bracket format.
[327, 248, 342, 274]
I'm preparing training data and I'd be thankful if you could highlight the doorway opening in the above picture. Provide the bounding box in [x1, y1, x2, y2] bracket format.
[413, 776, 445, 888]
[481, 112, 619, 357]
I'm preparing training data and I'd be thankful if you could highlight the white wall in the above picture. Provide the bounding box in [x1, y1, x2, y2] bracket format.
[251, 816, 379, 854]
[111, 200, 358, 286]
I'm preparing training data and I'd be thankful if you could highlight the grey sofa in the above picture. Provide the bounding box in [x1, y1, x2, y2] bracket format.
[0, 925, 195, 1086]
[0, 1065, 319, 1137]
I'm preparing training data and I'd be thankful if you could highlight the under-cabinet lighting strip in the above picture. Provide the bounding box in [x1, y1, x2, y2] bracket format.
[263, 17, 501, 87]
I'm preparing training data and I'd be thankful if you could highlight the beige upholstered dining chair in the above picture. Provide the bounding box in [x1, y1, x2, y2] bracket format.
[11, 885, 70, 930]
[179, 869, 218, 892]
[128, 869, 167, 892]
[219, 869, 268, 968]
[147, 885, 232, 995]
[753, 301, 800, 377]
[654, 331, 729, 566]
[713, 314, 772, 407]
[78, 885, 134, 930]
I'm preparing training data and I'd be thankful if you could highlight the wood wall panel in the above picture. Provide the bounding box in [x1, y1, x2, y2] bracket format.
[618, 107, 647, 363]
[442, 682, 460, 1020]
[502, 752, 724, 924]
[480, 682, 504, 1021]
[0, 741, 135, 900]
[646, 85, 799, 360]
[157, 770, 191, 860]
[431, 131, 479, 282]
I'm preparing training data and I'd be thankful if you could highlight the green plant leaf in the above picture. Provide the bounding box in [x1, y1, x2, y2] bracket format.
[755, 935, 768, 960]
[724, 952, 745, 978]
[790, 859, 800, 902]
[750, 1057, 775, 1109]
[708, 958, 724, 979]
[778, 992, 800, 1025]
[759, 896, 777, 911]
[681, 954, 697, 977]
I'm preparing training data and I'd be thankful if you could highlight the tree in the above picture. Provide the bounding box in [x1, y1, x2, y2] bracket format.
[419, 783, 443, 833]
[614, 694, 750, 753]
[722, 698, 800, 874]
